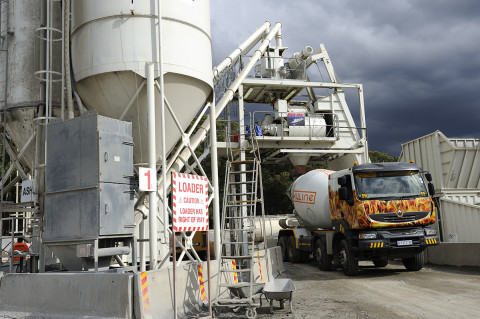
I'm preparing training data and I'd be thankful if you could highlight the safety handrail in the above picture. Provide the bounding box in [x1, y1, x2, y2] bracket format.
[252, 111, 339, 139]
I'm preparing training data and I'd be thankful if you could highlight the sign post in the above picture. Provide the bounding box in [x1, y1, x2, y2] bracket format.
[172, 172, 210, 317]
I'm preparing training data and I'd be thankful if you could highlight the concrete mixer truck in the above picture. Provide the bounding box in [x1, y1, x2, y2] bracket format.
[277, 162, 440, 276]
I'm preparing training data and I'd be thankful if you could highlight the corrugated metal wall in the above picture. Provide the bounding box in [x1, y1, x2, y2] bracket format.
[400, 131, 480, 243]
[400, 130, 480, 198]
[439, 199, 480, 243]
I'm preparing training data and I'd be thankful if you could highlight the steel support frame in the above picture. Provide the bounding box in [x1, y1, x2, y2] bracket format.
[133, 23, 282, 267]
[240, 77, 368, 163]
[153, 89, 215, 267]
[1, 133, 35, 185]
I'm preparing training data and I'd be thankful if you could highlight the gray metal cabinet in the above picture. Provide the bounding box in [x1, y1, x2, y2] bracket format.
[45, 111, 134, 242]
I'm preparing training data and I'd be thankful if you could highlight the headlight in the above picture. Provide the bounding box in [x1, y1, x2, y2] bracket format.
[425, 228, 437, 236]
[359, 232, 377, 240]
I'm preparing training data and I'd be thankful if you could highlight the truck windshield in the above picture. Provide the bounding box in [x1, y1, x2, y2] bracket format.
[354, 171, 428, 200]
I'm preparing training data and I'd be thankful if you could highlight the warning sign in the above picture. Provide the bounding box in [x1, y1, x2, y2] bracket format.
[172, 173, 209, 232]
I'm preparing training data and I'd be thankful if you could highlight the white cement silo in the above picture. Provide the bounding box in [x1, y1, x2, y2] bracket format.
[71, 0, 213, 165]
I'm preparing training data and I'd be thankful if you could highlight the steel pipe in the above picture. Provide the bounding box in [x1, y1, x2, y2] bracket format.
[213, 21, 270, 83]
[97, 246, 130, 257]
[146, 62, 158, 270]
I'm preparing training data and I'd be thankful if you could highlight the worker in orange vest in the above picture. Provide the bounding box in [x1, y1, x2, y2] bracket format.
[12, 238, 29, 262]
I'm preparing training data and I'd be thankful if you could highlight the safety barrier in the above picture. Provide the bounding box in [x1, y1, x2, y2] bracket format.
[0, 272, 134, 318]
[0, 246, 287, 318]
[133, 260, 219, 319]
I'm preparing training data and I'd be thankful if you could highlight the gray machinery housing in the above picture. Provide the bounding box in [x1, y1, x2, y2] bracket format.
[44, 111, 135, 271]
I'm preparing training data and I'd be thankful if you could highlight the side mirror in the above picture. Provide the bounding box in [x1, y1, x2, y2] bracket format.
[425, 173, 432, 182]
[338, 176, 347, 187]
[428, 183, 435, 196]
[339, 187, 348, 201]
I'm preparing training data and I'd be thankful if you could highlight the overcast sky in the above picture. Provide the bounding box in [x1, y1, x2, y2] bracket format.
[210, 0, 480, 157]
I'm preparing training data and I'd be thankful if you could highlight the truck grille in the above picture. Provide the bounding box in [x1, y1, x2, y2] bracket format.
[369, 211, 429, 223]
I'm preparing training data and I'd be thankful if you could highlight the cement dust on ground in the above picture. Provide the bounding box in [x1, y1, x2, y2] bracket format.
[217, 260, 480, 319]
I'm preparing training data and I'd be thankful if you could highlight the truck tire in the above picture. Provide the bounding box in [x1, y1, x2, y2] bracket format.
[402, 252, 424, 271]
[314, 239, 331, 271]
[278, 236, 288, 262]
[372, 258, 388, 267]
[287, 236, 304, 263]
[338, 239, 358, 276]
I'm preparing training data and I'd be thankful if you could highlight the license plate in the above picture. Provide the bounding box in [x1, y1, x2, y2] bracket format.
[397, 240, 413, 246]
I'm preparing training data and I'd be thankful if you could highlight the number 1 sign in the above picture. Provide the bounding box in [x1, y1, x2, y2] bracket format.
[139, 167, 157, 191]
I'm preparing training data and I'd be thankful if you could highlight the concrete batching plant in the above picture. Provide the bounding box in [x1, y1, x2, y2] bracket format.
[0, 0, 370, 317]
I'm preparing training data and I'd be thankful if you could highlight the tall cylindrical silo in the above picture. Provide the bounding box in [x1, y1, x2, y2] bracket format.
[71, 0, 213, 165]
[0, 0, 62, 169]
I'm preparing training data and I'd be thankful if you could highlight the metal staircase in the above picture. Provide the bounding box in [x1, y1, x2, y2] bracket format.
[214, 120, 267, 319]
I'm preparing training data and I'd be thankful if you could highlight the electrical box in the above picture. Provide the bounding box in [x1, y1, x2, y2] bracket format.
[44, 111, 134, 242]
[274, 99, 288, 119]
[314, 100, 332, 112]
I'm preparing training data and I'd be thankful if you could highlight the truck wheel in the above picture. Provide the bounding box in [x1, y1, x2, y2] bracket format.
[278, 236, 288, 262]
[338, 239, 358, 276]
[402, 252, 424, 271]
[287, 236, 303, 263]
[314, 239, 331, 271]
[372, 258, 388, 267]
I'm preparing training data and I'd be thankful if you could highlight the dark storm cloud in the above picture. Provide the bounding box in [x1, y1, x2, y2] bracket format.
[210, 0, 480, 156]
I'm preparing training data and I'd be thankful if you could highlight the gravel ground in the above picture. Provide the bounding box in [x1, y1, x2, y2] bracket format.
[216, 260, 480, 319]
[2, 261, 479, 319]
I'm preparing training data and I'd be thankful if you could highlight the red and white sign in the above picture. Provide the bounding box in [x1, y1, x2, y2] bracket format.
[172, 173, 209, 232]
[139, 167, 157, 191]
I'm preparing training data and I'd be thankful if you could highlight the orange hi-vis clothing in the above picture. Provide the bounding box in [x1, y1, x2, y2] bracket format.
[12, 242, 29, 262]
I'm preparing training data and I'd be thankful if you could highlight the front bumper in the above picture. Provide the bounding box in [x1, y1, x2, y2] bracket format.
[357, 228, 439, 256]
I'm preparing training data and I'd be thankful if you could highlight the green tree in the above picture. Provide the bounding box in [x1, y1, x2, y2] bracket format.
[261, 163, 295, 215]
[369, 151, 398, 163]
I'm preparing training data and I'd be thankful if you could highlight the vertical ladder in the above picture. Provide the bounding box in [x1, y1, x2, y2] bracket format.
[215, 121, 267, 319]
[0, 0, 10, 269]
